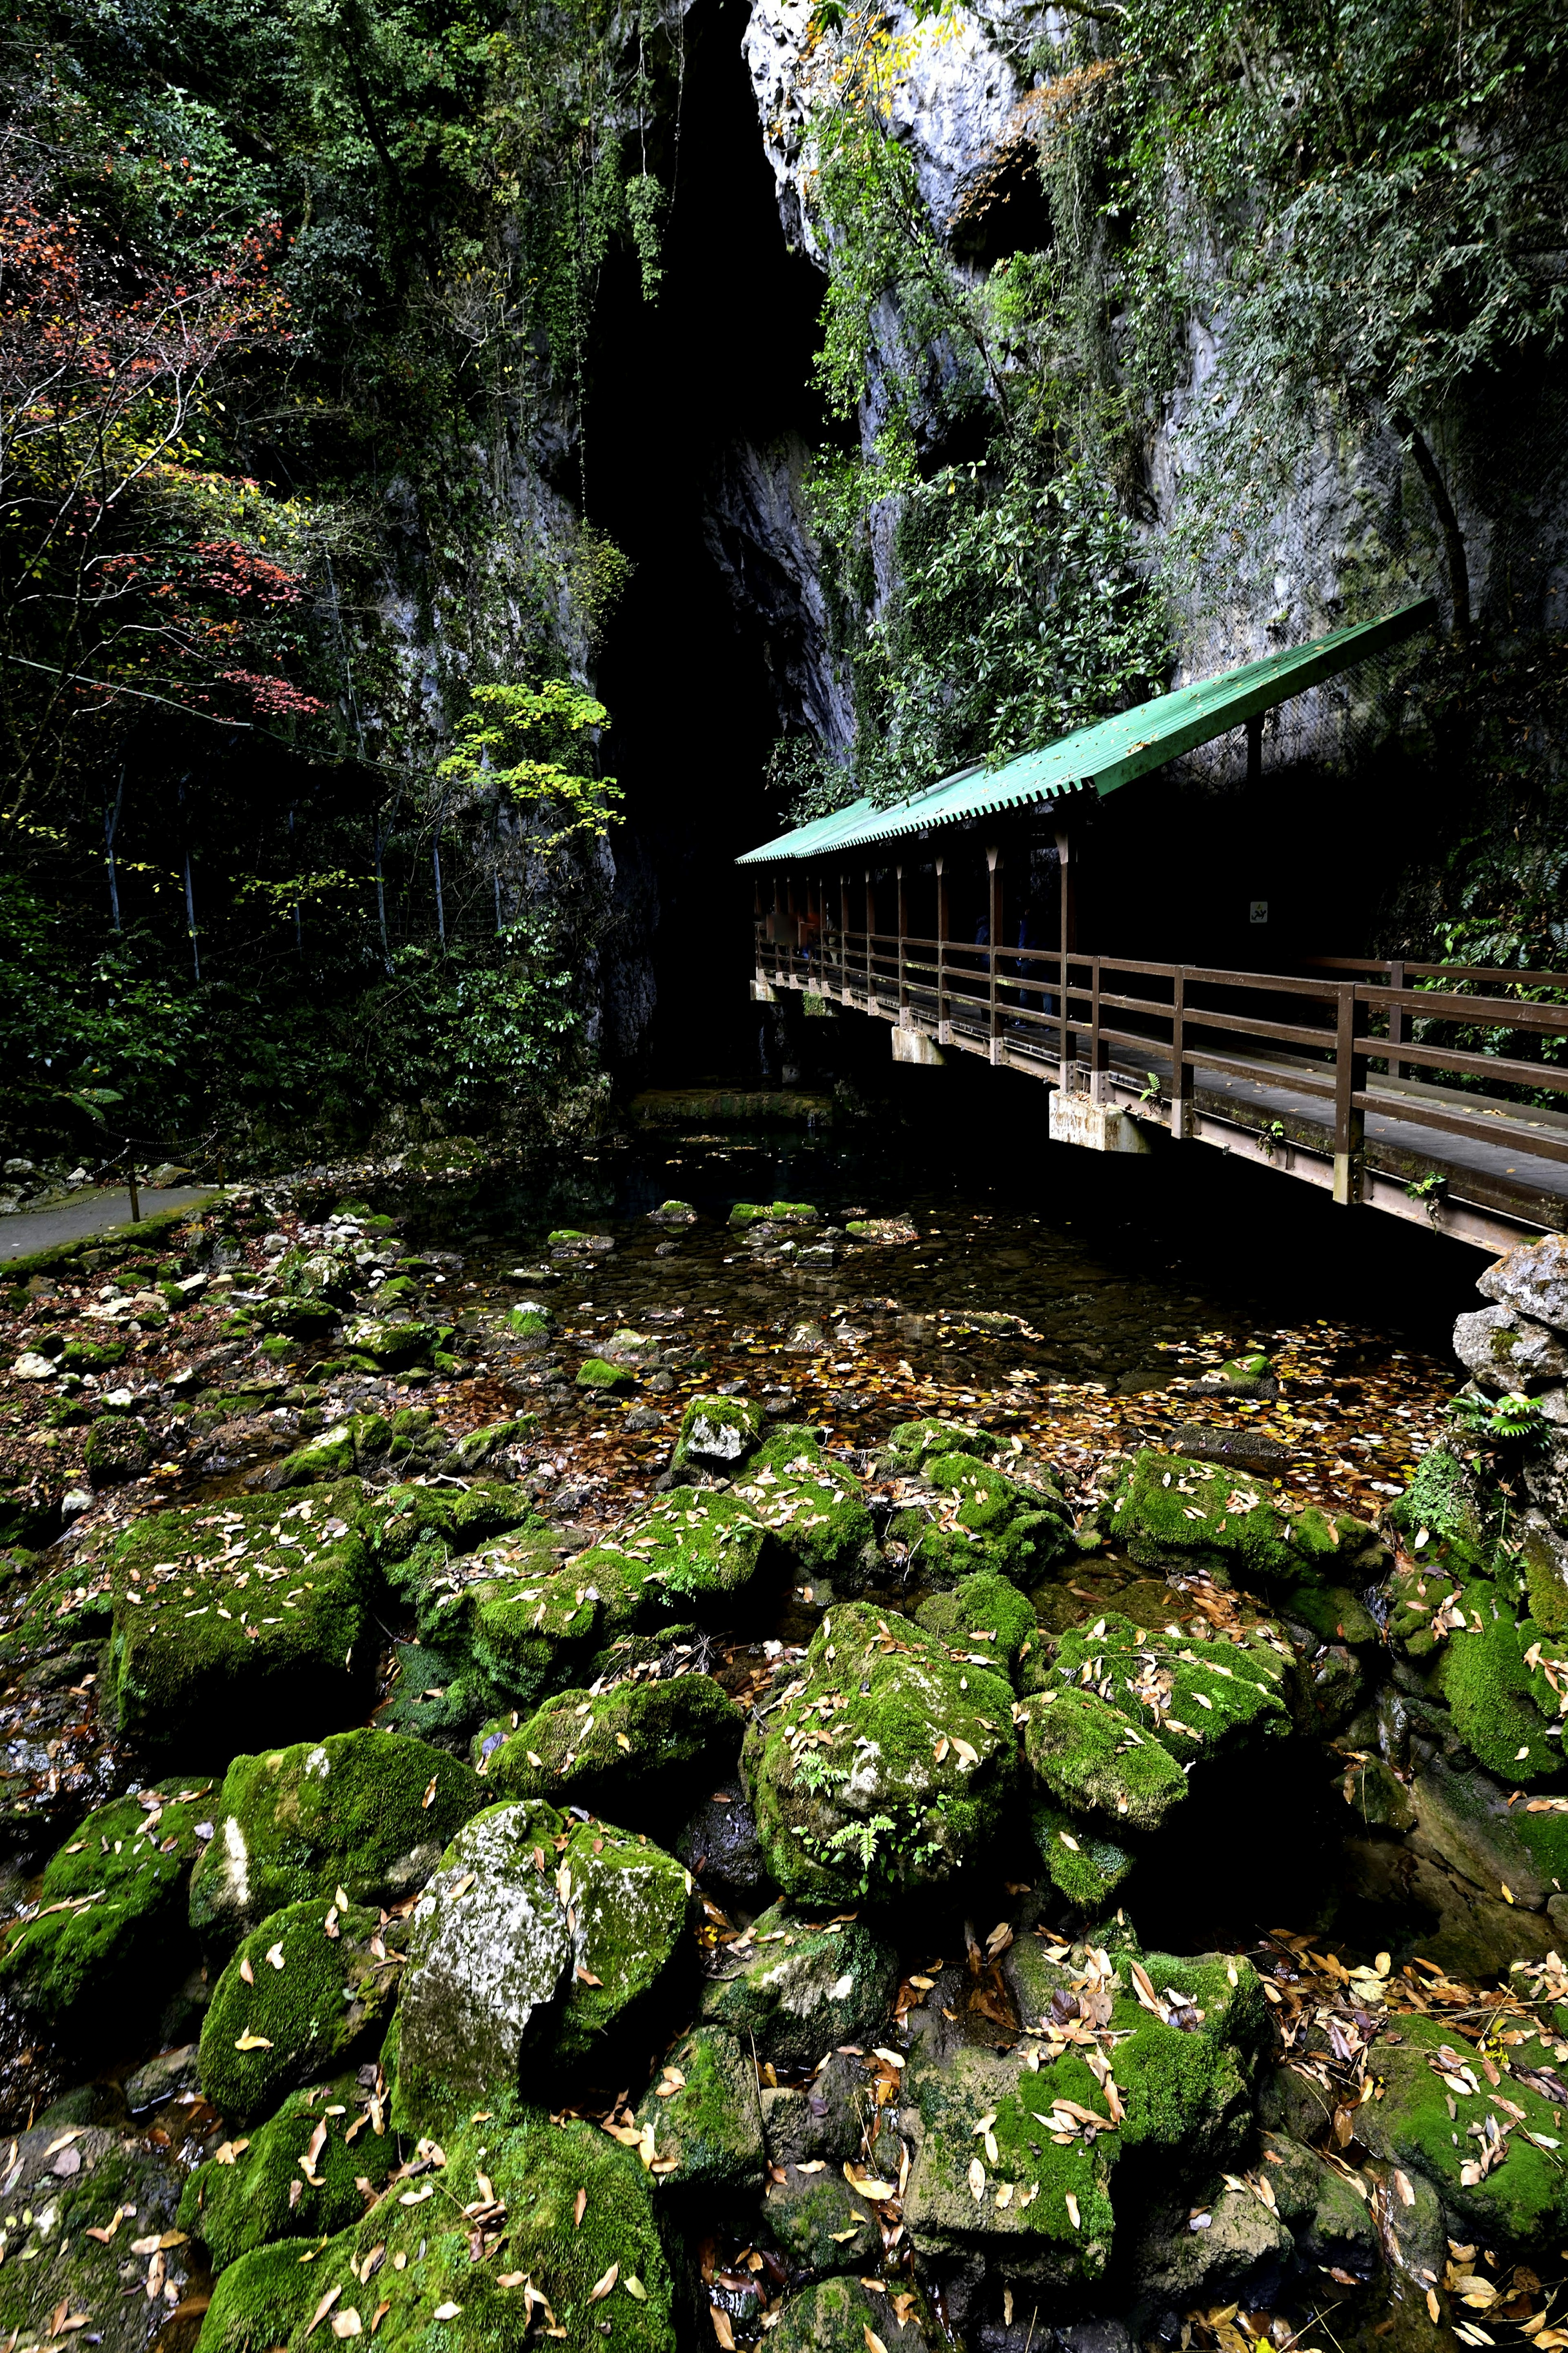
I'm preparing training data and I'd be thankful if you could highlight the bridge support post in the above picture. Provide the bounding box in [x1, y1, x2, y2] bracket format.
[896, 865, 909, 1018]
[935, 857, 951, 1043]
[1388, 957, 1407, 1080]
[1333, 986, 1368, 1204]
[987, 846, 1004, 1060]
[1087, 955, 1111, 1102]
[1170, 967, 1194, 1138]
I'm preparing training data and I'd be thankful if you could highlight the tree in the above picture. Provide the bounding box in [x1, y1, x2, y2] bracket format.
[435, 678, 620, 851]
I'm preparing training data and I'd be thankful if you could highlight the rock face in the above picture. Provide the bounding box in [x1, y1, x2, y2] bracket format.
[0, 2124, 190, 2353]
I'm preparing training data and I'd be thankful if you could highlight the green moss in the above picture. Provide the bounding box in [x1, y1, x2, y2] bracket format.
[576, 1489, 774, 1634]
[1030, 1796, 1137, 1909]
[99, 1481, 376, 1762]
[179, 2072, 400, 2270]
[885, 1417, 989, 1473]
[481, 1673, 741, 1828]
[1107, 1449, 1388, 1591]
[576, 1355, 631, 1390]
[743, 1601, 1018, 1902]
[729, 1202, 819, 1226]
[82, 1413, 149, 1483]
[1049, 1608, 1293, 1769]
[466, 1567, 610, 1715]
[341, 1317, 434, 1370]
[764, 2168, 882, 2275]
[189, 1727, 483, 1954]
[730, 1428, 874, 1577]
[1359, 2011, 1568, 2250]
[507, 1306, 551, 1339]
[545, 1820, 693, 2069]
[200, 2234, 336, 2353]
[1437, 1580, 1561, 1782]
[0, 1778, 210, 2033]
[1388, 1445, 1492, 1575]
[700, 1901, 898, 2064]
[629, 2024, 764, 2192]
[0, 2123, 191, 2353]
[920, 1452, 1074, 1581]
[1024, 1683, 1188, 1832]
[1523, 1519, 1568, 1638]
[915, 1570, 1040, 1682]
[198, 1898, 400, 2125]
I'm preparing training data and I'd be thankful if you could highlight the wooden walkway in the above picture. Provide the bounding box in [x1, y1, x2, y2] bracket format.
[753, 923, 1568, 1258]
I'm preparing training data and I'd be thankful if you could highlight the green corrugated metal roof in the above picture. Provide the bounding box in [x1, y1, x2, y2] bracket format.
[735, 598, 1437, 867]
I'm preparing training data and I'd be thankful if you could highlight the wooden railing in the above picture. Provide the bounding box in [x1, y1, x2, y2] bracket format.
[755, 921, 1568, 1217]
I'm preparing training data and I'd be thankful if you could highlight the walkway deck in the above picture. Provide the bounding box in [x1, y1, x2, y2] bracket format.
[753, 931, 1568, 1258]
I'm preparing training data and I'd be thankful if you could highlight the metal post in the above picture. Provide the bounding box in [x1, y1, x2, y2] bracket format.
[1388, 957, 1406, 1081]
[987, 847, 1003, 1062]
[1333, 986, 1368, 1205]
[935, 856, 951, 1043]
[1171, 968, 1194, 1139]
[127, 1160, 142, 1223]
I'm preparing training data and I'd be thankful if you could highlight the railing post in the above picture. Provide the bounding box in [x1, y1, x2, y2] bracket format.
[935, 856, 951, 1043]
[1333, 985, 1368, 1205]
[1087, 956, 1110, 1102]
[864, 870, 875, 1008]
[839, 871, 851, 1004]
[1055, 826, 1074, 1088]
[1388, 956, 1406, 1081]
[986, 846, 1004, 1062]
[1170, 967, 1194, 1139]
[896, 863, 909, 1021]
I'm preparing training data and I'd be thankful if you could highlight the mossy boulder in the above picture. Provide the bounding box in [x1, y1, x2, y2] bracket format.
[901, 1947, 1267, 2284]
[630, 2023, 765, 2192]
[915, 1570, 1040, 1684]
[573, 1488, 775, 1633]
[1432, 1578, 1564, 1784]
[394, 1801, 693, 2129]
[576, 1355, 632, 1391]
[1358, 2010, 1568, 2251]
[773, 2275, 934, 2353]
[82, 1412, 150, 1485]
[444, 1416, 537, 1473]
[729, 1427, 875, 1579]
[341, 1317, 436, 1370]
[274, 1245, 358, 1306]
[898, 1452, 1074, 1586]
[885, 1417, 989, 1474]
[479, 1673, 741, 1829]
[649, 1200, 697, 1226]
[178, 2072, 399, 2270]
[200, 2110, 676, 2353]
[0, 1778, 211, 2036]
[743, 1603, 1018, 1902]
[674, 1392, 763, 1471]
[1107, 1449, 1388, 1592]
[0, 2123, 189, 2353]
[506, 1305, 552, 1342]
[198, 1897, 402, 2126]
[189, 1728, 483, 1954]
[100, 1483, 376, 1763]
[700, 1901, 898, 2065]
[730, 1201, 820, 1227]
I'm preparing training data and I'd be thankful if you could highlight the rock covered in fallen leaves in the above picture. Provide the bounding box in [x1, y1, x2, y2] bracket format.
[1356, 2011, 1568, 2251]
[188, 1727, 482, 1956]
[0, 1779, 212, 2037]
[1106, 1450, 1388, 1597]
[478, 1672, 741, 1828]
[887, 1452, 1073, 1588]
[99, 1483, 378, 1764]
[673, 1391, 764, 1471]
[629, 2023, 765, 2192]
[742, 1601, 1019, 1902]
[728, 1425, 876, 1580]
[915, 1568, 1040, 1684]
[898, 1938, 1267, 2286]
[699, 1900, 898, 2064]
[178, 2070, 399, 2269]
[200, 2109, 676, 2353]
[0, 2123, 190, 2353]
[572, 1487, 775, 1630]
[198, 1897, 403, 2127]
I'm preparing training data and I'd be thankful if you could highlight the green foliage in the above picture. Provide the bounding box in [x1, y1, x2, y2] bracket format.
[1448, 1388, 1549, 1451]
[436, 681, 621, 848]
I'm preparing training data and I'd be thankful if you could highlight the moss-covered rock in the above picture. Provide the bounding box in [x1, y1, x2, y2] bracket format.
[576, 1355, 632, 1391]
[342, 1317, 436, 1371]
[915, 1570, 1040, 1684]
[674, 1393, 763, 1471]
[1107, 1449, 1389, 1592]
[0, 1779, 211, 2036]
[1434, 1579, 1564, 1784]
[198, 1898, 402, 2126]
[100, 1483, 376, 1762]
[630, 2023, 764, 2192]
[772, 2274, 933, 2353]
[82, 1413, 150, 1485]
[763, 2165, 883, 2277]
[902, 1452, 1074, 1585]
[189, 1728, 482, 1954]
[730, 1202, 820, 1227]
[0, 2123, 189, 2353]
[545, 1820, 693, 2071]
[574, 1488, 775, 1633]
[700, 1901, 898, 2065]
[479, 1673, 741, 1828]
[1358, 2011, 1568, 2251]
[200, 2110, 676, 2353]
[743, 1603, 1018, 1902]
[178, 2071, 399, 2270]
[444, 1415, 537, 1472]
[884, 1417, 989, 1475]
[901, 1947, 1267, 2284]
[730, 1427, 875, 1579]
[649, 1199, 697, 1226]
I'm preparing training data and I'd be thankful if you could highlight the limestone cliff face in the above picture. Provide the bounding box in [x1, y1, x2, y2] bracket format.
[713, 0, 1567, 792]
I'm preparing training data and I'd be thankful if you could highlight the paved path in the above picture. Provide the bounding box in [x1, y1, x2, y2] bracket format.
[0, 1186, 223, 1264]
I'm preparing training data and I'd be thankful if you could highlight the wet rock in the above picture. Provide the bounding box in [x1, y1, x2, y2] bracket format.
[700, 1899, 898, 2063]
[1405, 1746, 1559, 1907]
[179, 2070, 399, 2269]
[730, 1426, 875, 1578]
[743, 1601, 1019, 1901]
[0, 2123, 189, 2353]
[188, 1727, 483, 1955]
[82, 1412, 150, 1485]
[1262, 2131, 1381, 2277]
[915, 1570, 1040, 1684]
[1356, 2011, 1568, 2251]
[624, 1405, 666, 1433]
[392, 1798, 572, 2125]
[124, 2041, 202, 2112]
[1341, 1755, 1417, 1832]
[648, 1199, 698, 1226]
[479, 1672, 742, 1828]
[730, 1201, 820, 1227]
[764, 2163, 883, 2276]
[675, 1392, 764, 1471]
[1454, 1305, 1568, 1394]
[677, 1779, 772, 1902]
[0, 1779, 211, 2040]
[760, 2051, 864, 2167]
[197, 1897, 403, 2126]
[1128, 2177, 1294, 2306]
[200, 2112, 675, 2353]
[630, 2022, 765, 2191]
[844, 1218, 919, 1245]
[97, 1481, 377, 1762]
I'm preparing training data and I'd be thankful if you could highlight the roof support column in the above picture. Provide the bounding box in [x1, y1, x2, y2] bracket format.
[987, 846, 1004, 1064]
[839, 872, 852, 1005]
[864, 870, 875, 1010]
[935, 856, 951, 1043]
[896, 864, 909, 1019]
[1055, 826, 1075, 1090]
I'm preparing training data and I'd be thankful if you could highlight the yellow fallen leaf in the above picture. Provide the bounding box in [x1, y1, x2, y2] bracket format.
[623, 2278, 647, 2302]
[330, 2311, 362, 2338]
[588, 2264, 618, 2303]
[234, 2032, 274, 2051]
[864, 2328, 889, 2353]
[1066, 2192, 1081, 2228]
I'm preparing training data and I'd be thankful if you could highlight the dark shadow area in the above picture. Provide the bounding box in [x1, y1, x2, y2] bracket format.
[586, 0, 827, 1079]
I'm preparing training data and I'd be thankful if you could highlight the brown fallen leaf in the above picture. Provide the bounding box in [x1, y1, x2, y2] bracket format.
[573, 2187, 586, 2228]
[370, 2304, 391, 2334]
[710, 2312, 735, 2351]
[864, 2329, 889, 2353]
[588, 2264, 619, 2303]
[238, 1956, 255, 1986]
[306, 2286, 342, 2336]
[421, 1777, 438, 1811]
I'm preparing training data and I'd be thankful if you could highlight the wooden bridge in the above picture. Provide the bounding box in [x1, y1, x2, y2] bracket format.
[738, 604, 1568, 1258]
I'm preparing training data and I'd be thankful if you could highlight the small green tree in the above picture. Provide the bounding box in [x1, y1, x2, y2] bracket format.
[436, 678, 622, 849]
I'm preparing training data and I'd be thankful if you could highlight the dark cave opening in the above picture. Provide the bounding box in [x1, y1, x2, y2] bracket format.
[585, 0, 827, 1084]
